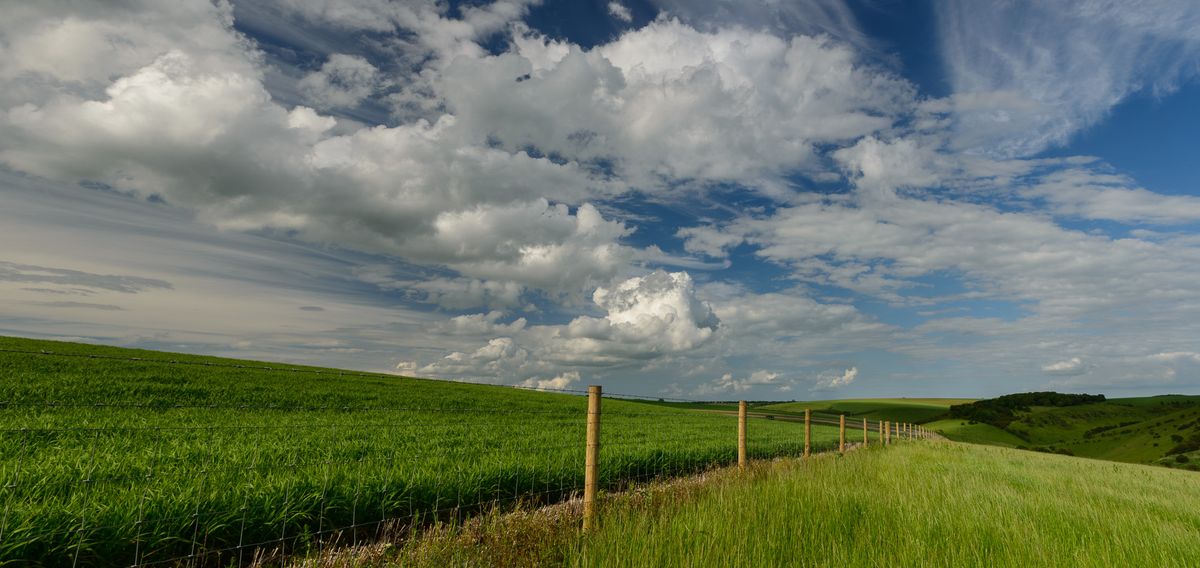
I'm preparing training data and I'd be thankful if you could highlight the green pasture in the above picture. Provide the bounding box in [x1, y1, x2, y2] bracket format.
[932, 394, 1200, 466]
[758, 398, 973, 423]
[570, 442, 1200, 567]
[924, 419, 1025, 447]
[0, 336, 843, 566]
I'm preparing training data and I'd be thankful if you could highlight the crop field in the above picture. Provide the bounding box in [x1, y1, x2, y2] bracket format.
[758, 398, 973, 423]
[0, 336, 846, 566]
[566, 442, 1200, 567]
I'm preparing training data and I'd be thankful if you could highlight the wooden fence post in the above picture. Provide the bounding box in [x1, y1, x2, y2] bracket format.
[804, 408, 811, 458]
[839, 414, 846, 453]
[885, 421, 891, 445]
[583, 385, 601, 531]
[863, 418, 868, 446]
[738, 400, 748, 470]
[878, 420, 884, 446]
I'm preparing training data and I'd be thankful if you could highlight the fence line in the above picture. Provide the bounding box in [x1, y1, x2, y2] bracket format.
[1, 349, 935, 567]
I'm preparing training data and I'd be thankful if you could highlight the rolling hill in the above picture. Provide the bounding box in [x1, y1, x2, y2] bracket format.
[0, 335, 842, 566]
[757, 398, 975, 423]
[931, 393, 1200, 470]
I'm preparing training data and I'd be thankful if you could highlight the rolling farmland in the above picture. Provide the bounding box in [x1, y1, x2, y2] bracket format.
[0, 336, 845, 566]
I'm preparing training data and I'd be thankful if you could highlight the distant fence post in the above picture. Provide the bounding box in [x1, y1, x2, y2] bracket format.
[885, 421, 891, 445]
[804, 408, 811, 458]
[583, 385, 601, 531]
[878, 420, 884, 445]
[839, 414, 846, 453]
[738, 400, 748, 470]
[863, 418, 868, 446]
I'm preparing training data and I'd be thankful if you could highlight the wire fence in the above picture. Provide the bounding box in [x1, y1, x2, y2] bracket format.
[0, 348, 931, 567]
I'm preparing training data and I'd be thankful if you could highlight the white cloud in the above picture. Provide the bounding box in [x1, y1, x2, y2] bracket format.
[518, 370, 581, 391]
[698, 370, 785, 395]
[436, 311, 527, 336]
[298, 53, 380, 109]
[1021, 167, 1200, 225]
[1148, 352, 1200, 364]
[419, 271, 720, 383]
[681, 192, 1200, 318]
[607, 2, 632, 23]
[813, 367, 857, 390]
[1042, 357, 1087, 376]
[445, 19, 913, 193]
[646, 0, 868, 51]
[937, 0, 1200, 157]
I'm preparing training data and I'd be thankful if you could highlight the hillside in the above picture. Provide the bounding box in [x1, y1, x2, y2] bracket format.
[0, 336, 842, 566]
[932, 393, 1200, 469]
[758, 398, 975, 423]
[391, 442, 1200, 567]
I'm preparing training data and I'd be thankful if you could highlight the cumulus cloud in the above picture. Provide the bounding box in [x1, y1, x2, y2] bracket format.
[607, 2, 632, 23]
[436, 311, 528, 336]
[444, 19, 913, 193]
[298, 53, 380, 109]
[698, 370, 785, 395]
[813, 367, 857, 390]
[518, 370, 581, 391]
[1042, 357, 1087, 376]
[418, 271, 720, 383]
[7, 0, 1200, 398]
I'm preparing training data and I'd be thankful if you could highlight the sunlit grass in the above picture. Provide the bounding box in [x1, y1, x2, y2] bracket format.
[571, 442, 1200, 567]
[0, 336, 843, 566]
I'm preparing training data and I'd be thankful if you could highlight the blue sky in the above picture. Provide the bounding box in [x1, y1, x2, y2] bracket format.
[3, 0, 1200, 399]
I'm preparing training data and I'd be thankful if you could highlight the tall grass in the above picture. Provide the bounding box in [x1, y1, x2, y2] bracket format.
[571, 442, 1200, 567]
[0, 337, 845, 566]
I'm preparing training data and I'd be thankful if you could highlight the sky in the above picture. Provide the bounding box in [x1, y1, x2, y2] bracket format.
[3, 0, 1200, 400]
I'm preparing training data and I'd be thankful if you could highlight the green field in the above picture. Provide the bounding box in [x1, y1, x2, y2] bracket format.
[759, 398, 974, 423]
[567, 442, 1200, 567]
[0, 336, 844, 566]
[930, 394, 1200, 468]
[924, 419, 1027, 447]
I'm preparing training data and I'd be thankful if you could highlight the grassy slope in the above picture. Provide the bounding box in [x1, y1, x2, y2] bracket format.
[932, 395, 1200, 468]
[569, 442, 1200, 567]
[0, 336, 843, 566]
[924, 419, 1027, 447]
[759, 398, 975, 423]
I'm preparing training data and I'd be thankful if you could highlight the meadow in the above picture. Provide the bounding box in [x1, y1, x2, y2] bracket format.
[0, 336, 846, 566]
[758, 398, 973, 423]
[566, 442, 1200, 567]
[929, 393, 1200, 468]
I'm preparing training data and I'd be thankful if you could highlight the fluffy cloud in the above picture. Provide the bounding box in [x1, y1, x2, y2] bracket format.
[681, 191, 1200, 318]
[418, 271, 719, 383]
[298, 53, 380, 109]
[443, 18, 913, 192]
[518, 371, 581, 391]
[607, 2, 632, 23]
[699, 370, 785, 395]
[1042, 357, 1087, 376]
[1021, 167, 1200, 225]
[0, 41, 627, 300]
[813, 367, 857, 390]
[436, 311, 528, 336]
